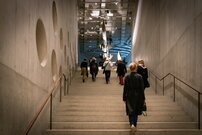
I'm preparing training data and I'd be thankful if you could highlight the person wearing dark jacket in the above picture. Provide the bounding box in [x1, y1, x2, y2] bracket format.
[116, 60, 127, 85]
[89, 57, 99, 81]
[137, 59, 149, 89]
[80, 58, 88, 82]
[123, 62, 145, 129]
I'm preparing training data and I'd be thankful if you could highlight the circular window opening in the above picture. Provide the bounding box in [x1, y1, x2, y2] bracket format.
[52, 1, 58, 33]
[51, 50, 58, 81]
[60, 28, 63, 49]
[36, 19, 48, 67]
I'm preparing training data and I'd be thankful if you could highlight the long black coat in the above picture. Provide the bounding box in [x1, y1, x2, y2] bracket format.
[123, 72, 145, 115]
[90, 61, 99, 75]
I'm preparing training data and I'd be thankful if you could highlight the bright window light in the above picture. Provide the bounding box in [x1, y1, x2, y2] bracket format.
[107, 12, 113, 16]
[91, 10, 100, 17]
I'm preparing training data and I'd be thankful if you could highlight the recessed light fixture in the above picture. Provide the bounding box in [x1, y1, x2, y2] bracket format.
[91, 10, 100, 17]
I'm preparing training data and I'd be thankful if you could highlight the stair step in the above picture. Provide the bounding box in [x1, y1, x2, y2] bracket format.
[51, 121, 197, 129]
[53, 115, 192, 122]
[46, 129, 202, 135]
[54, 110, 187, 116]
[45, 71, 199, 135]
[55, 106, 184, 112]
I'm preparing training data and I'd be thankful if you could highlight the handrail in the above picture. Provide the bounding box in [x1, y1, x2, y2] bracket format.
[63, 73, 69, 95]
[22, 74, 67, 135]
[149, 71, 202, 129]
[150, 72, 201, 94]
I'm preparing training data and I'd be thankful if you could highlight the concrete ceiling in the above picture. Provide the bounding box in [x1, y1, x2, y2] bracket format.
[77, 0, 137, 62]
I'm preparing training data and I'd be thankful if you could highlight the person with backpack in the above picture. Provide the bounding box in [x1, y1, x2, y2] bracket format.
[102, 58, 113, 84]
[89, 57, 99, 81]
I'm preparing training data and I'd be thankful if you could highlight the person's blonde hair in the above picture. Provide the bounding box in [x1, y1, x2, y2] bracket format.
[129, 62, 137, 72]
[138, 59, 145, 66]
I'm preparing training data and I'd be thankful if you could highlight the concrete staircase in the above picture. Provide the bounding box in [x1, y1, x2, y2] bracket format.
[46, 71, 201, 135]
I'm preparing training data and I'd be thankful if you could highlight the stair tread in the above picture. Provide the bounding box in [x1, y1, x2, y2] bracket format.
[46, 71, 198, 135]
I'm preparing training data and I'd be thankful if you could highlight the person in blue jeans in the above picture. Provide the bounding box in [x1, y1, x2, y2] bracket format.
[123, 62, 145, 129]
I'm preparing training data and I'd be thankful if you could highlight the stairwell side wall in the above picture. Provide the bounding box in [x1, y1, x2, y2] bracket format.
[0, 0, 78, 135]
[132, 0, 202, 126]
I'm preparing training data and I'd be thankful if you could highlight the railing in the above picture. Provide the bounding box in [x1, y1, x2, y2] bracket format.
[63, 73, 69, 95]
[149, 71, 202, 129]
[23, 74, 68, 135]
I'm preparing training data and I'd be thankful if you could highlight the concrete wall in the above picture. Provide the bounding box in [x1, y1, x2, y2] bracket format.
[0, 0, 78, 135]
[132, 0, 202, 126]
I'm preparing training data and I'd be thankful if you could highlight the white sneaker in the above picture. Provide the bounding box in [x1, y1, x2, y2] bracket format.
[131, 124, 135, 128]
[131, 124, 137, 131]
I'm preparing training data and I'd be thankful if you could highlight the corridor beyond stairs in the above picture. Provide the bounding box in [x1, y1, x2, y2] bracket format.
[46, 70, 202, 135]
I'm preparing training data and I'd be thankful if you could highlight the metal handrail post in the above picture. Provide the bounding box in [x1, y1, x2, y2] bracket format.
[60, 77, 62, 102]
[155, 77, 157, 94]
[64, 76, 66, 96]
[50, 93, 52, 130]
[198, 93, 201, 129]
[163, 79, 164, 96]
[67, 78, 69, 94]
[148, 71, 150, 82]
[173, 76, 175, 102]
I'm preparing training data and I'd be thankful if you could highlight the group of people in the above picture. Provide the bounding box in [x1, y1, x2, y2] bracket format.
[80, 57, 114, 84]
[80, 57, 99, 82]
[81, 57, 149, 131]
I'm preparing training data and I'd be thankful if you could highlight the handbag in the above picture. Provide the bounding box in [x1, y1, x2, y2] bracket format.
[102, 62, 109, 74]
[145, 79, 150, 88]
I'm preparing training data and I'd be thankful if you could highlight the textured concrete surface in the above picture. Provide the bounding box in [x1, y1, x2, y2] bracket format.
[1, 0, 202, 135]
[0, 0, 77, 135]
[132, 0, 202, 128]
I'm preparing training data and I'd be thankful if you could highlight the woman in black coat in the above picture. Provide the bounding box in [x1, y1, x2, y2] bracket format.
[123, 62, 145, 129]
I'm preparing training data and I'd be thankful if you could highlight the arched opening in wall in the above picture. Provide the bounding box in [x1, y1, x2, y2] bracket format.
[60, 28, 63, 49]
[36, 19, 48, 67]
[52, 1, 58, 33]
[51, 50, 58, 82]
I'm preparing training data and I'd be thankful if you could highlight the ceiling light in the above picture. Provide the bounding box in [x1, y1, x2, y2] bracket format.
[107, 12, 113, 17]
[101, 3, 106, 8]
[91, 10, 100, 17]
[107, 11, 114, 16]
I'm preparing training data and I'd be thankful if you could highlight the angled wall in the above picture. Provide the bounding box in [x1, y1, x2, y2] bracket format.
[132, 0, 202, 127]
[0, 0, 78, 135]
